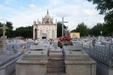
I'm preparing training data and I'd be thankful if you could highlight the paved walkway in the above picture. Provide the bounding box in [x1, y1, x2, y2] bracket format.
[46, 73, 65, 75]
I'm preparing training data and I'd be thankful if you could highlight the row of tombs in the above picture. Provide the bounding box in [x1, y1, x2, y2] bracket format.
[16, 44, 96, 75]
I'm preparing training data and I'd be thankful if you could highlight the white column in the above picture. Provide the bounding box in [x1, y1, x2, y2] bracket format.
[36, 28, 39, 39]
[33, 26, 35, 40]
[55, 26, 57, 39]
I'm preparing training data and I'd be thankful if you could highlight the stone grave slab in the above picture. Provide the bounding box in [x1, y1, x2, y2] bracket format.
[64, 46, 96, 75]
[30, 45, 44, 51]
[16, 48, 48, 75]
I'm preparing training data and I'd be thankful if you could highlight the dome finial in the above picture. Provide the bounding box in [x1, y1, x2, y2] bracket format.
[47, 9, 49, 15]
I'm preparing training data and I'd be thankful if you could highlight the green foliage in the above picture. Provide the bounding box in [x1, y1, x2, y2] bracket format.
[90, 23, 103, 36]
[102, 23, 113, 36]
[0, 23, 3, 37]
[14, 26, 33, 38]
[58, 42, 62, 48]
[88, 0, 113, 14]
[0, 22, 13, 37]
[71, 29, 76, 32]
[6, 29, 15, 38]
[0, 21, 33, 38]
[57, 22, 67, 37]
[75, 23, 89, 36]
[87, 0, 113, 36]
[71, 22, 112, 37]
[104, 11, 113, 36]
[6, 22, 13, 30]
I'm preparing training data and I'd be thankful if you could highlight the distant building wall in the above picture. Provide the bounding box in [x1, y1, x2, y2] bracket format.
[70, 32, 80, 39]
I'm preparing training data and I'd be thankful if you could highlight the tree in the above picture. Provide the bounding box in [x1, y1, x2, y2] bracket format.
[0, 21, 14, 38]
[14, 26, 33, 38]
[57, 22, 67, 37]
[87, 0, 113, 36]
[101, 23, 113, 36]
[6, 21, 13, 30]
[6, 29, 15, 38]
[71, 29, 76, 32]
[0, 21, 33, 38]
[75, 23, 89, 37]
[5, 21, 14, 38]
[90, 23, 103, 36]
[0, 22, 3, 37]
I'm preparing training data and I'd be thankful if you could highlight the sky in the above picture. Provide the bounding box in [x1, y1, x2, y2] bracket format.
[0, 0, 104, 30]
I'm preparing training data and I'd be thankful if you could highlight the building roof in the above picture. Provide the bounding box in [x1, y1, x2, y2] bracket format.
[33, 10, 57, 26]
[42, 10, 53, 24]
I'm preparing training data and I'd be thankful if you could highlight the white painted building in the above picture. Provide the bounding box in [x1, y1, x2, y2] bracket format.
[33, 10, 57, 40]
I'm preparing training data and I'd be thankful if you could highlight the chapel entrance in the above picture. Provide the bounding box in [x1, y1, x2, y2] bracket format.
[42, 33, 47, 39]
[35, 29, 37, 40]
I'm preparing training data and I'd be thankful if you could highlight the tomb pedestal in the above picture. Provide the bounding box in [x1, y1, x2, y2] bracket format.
[0, 36, 7, 54]
[64, 46, 96, 75]
[16, 47, 48, 75]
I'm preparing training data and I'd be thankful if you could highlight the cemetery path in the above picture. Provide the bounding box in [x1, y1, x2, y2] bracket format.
[46, 73, 65, 75]
[10, 71, 16, 75]
[47, 50, 66, 75]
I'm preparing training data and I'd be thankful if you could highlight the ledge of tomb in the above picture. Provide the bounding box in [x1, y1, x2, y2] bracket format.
[0, 53, 21, 68]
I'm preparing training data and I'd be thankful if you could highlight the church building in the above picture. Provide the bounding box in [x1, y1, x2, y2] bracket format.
[33, 10, 57, 40]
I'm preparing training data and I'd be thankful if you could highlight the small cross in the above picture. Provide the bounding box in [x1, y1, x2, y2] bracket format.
[0, 24, 8, 38]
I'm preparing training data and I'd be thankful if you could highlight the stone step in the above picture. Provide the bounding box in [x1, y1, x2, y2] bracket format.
[48, 61, 64, 66]
[47, 60, 65, 67]
[48, 57, 64, 60]
[48, 59, 64, 62]
[48, 61, 64, 63]
[47, 65, 65, 68]
[47, 67, 65, 73]
[48, 58, 64, 61]
[47, 52, 65, 74]
[46, 73, 65, 75]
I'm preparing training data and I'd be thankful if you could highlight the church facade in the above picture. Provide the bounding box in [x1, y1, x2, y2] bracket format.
[33, 10, 57, 40]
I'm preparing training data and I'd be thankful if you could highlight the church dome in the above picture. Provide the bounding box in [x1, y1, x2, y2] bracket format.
[44, 10, 51, 19]
[42, 10, 53, 24]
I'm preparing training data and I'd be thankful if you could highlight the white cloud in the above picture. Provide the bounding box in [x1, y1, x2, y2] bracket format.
[29, 4, 36, 9]
[84, 9, 99, 16]
[52, 5, 80, 17]
[0, 0, 105, 31]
